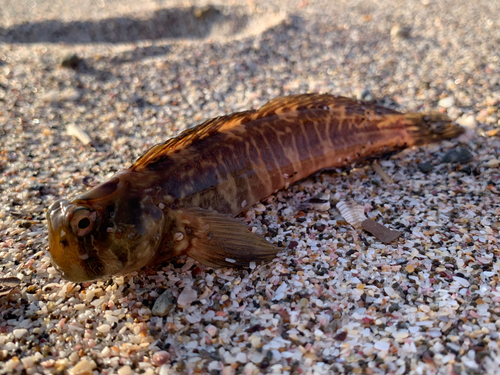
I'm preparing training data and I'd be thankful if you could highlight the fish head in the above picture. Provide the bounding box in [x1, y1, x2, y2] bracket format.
[47, 173, 166, 282]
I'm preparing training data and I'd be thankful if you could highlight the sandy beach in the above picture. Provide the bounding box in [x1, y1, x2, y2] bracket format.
[1, 0, 500, 374]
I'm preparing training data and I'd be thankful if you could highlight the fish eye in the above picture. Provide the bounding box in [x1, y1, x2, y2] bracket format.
[78, 217, 91, 229]
[70, 208, 96, 237]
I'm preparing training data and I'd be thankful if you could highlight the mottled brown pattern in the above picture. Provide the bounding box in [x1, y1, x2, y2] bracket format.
[130, 94, 464, 217]
[47, 93, 465, 281]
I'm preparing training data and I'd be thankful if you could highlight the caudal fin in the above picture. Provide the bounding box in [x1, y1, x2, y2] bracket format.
[404, 112, 465, 146]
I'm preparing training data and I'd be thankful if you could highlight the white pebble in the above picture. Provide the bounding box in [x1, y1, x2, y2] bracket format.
[250, 351, 264, 363]
[456, 114, 477, 129]
[236, 352, 247, 363]
[392, 330, 409, 340]
[69, 359, 96, 375]
[69, 352, 79, 363]
[206, 324, 218, 337]
[118, 366, 132, 375]
[486, 159, 500, 167]
[384, 287, 395, 297]
[244, 363, 256, 374]
[374, 341, 390, 351]
[254, 203, 266, 212]
[453, 276, 470, 287]
[21, 355, 36, 368]
[66, 124, 91, 145]
[208, 361, 220, 371]
[96, 324, 111, 334]
[177, 286, 198, 307]
[101, 347, 110, 357]
[159, 364, 171, 375]
[251, 336, 261, 348]
[438, 96, 455, 108]
[13, 329, 28, 339]
[4, 358, 20, 371]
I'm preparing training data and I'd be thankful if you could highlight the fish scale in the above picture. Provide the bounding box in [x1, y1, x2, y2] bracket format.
[46, 93, 464, 282]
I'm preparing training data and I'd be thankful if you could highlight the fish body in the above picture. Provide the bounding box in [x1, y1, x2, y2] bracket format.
[47, 94, 464, 281]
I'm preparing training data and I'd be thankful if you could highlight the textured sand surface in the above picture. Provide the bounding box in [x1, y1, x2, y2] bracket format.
[1, 0, 500, 374]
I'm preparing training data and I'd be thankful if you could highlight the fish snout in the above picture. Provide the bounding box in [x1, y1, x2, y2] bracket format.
[47, 199, 72, 232]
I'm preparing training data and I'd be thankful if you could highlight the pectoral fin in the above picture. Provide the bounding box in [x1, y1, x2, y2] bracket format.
[174, 207, 278, 268]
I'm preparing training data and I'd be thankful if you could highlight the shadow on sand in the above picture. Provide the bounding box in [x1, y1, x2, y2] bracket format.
[1, 6, 246, 44]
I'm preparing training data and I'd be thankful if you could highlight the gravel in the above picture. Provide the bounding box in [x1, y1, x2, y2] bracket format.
[1, 0, 500, 374]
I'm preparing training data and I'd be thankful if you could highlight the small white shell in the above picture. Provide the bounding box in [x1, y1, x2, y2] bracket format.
[336, 201, 367, 228]
[66, 123, 91, 145]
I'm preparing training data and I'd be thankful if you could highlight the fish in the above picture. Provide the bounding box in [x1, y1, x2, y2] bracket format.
[47, 93, 464, 282]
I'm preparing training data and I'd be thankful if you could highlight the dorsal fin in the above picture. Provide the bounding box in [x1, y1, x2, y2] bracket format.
[130, 94, 400, 171]
[130, 110, 255, 171]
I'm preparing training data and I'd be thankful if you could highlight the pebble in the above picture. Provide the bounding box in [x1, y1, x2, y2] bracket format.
[374, 341, 391, 351]
[96, 324, 111, 334]
[177, 286, 197, 307]
[158, 365, 171, 375]
[438, 96, 455, 108]
[13, 329, 28, 339]
[153, 351, 171, 366]
[486, 158, 500, 167]
[4, 358, 20, 371]
[390, 24, 411, 39]
[117, 366, 132, 375]
[152, 290, 175, 316]
[405, 264, 415, 273]
[356, 88, 374, 102]
[206, 325, 218, 337]
[236, 353, 247, 363]
[334, 331, 347, 341]
[441, 147, 473, 163]
[66, 124, 92, 145]
[456, 114, 477, 129]
[417, 162, 433, 173]
[476, 109, 489, 122]
[208, 361, 220, 372]
[69, 360, 96, 375]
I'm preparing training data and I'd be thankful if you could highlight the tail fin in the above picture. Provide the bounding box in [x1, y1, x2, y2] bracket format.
[404, 112, 465, 146]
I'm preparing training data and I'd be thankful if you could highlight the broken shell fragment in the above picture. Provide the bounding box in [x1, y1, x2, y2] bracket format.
[336, 201, 367, 228]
